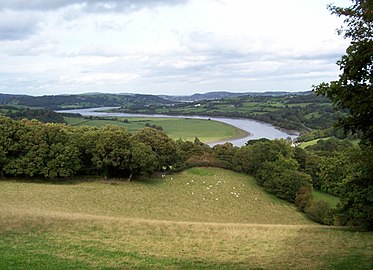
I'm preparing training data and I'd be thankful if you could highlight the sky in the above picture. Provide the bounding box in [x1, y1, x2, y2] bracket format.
[0, 0, 352, 96]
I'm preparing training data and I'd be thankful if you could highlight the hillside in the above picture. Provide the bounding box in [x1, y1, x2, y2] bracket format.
[1, 167, 371, 269]
[0, 93, 174, 110]
[0, 167, 311, 224]
[160, 90, 311, 102]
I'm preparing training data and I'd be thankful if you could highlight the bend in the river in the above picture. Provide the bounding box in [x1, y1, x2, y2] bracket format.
[57, 107, 298, 147]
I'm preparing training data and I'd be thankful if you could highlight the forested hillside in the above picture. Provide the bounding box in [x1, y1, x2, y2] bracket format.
[0, 105, 66, 123]
[0, 93, 174, 110]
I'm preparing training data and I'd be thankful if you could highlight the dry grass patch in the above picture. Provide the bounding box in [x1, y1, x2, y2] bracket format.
[0, 168, 312, 225]
[0, 211, 372, 270]
[1, 167, 371, 269]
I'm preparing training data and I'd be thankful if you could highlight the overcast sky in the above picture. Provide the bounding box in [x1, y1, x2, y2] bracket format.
[0, 0, 351, 96]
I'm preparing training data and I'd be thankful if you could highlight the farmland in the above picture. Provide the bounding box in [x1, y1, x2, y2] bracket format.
[64, 116, 247, 143]
[111, 93, 341, 132]
[0, 167, 371, 269]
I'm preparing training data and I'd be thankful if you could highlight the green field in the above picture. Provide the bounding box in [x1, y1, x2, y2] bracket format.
[298, 138, 325, 149]
[313, 190, 340, 208]
[64, 116, 247, 143]
[1, 167, 372, 269]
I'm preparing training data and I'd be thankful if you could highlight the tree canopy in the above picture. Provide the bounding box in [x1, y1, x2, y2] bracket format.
[314, 0, 372, 144]
[314, 0, 373, 229]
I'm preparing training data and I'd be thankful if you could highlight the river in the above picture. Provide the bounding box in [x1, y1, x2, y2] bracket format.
[56, 107, 298, 147]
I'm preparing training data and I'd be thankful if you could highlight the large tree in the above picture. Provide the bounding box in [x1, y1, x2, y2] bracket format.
[314, 0, 372, 229]
[314, 0, 372, 144]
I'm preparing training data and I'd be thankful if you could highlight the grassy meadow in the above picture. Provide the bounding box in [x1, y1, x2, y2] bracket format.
[1, 167, 372, 269]
[64, 116, 247, 143]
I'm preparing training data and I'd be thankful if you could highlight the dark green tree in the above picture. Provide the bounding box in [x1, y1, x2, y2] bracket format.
[90, 125, 131, 178]
[314, 0, 372, 143]
[132, 128, 179, 169]
[128, 142, 158, 176]
[232, 139, 294, 175]
[314, 0, 373, 229]
[213, 142, 237, 169]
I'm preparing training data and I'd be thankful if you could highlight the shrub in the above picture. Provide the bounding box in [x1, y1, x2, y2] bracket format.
[305, 200, 332, 225]
[295, 186, 313, 211]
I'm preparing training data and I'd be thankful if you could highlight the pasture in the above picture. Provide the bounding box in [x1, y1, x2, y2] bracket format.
[64, 116, 247, 143]
[0, 167, 372, 269]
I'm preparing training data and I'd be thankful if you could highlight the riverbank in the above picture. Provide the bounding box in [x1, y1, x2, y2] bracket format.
[56, 107, 297, 147]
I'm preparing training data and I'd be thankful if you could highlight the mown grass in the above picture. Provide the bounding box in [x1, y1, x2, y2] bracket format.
[0, 167, 372, 269]
[64, 116, 247, 143]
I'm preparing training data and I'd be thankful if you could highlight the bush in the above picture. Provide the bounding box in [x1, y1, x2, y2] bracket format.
[305, 200, 332, 225]
[295, 186, 313, 211]
[185, 153, 220, 168]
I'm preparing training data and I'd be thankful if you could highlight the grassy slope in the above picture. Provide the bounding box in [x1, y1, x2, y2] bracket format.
[0, 167, 372, 269]
[298, 138, 324, 149]
[64, 116, 247, 143]
[313, 190, 340, 208]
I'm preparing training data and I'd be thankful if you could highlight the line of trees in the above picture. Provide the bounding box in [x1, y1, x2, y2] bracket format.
[0, 116, 181, 179]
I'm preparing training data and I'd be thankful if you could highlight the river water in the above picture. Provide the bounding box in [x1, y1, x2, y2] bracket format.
[57, 107, 298, 147]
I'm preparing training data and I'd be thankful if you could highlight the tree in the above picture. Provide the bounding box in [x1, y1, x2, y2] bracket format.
[295, 186, 313, 211]
[132, 128, 179, 169]
[232, 139, 294, 175]
[90, 125, 131, 178]
[213, 142, 237, 169]
[42, 143, 81, 178]
[314, 0, 372, 144]
[128, 142, 158, 176]
[317, 150, 356, 196]
[314, 0, 373, 229]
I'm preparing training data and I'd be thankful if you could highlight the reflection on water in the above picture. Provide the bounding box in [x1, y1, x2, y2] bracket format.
[56, 107, 298, 147]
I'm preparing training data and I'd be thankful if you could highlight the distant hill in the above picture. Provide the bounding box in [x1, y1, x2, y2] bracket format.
[0, 91, 312, 109]
[160, 90, 311, 102]
[0, 93, 175, 110]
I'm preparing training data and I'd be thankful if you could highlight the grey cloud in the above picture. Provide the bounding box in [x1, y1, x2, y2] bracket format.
[0, 12, 40, 40]
[0, 0, 189, 11]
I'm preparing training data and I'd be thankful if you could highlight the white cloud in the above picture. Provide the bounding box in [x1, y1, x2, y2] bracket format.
[0, 0, 352, 95]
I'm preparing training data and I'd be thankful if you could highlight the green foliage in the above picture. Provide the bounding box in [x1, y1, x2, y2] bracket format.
[43, 143, 81, 178]
[304, 153, 325, 189]
[295, 186, 313, 211]
[128, 142, 159, 176]
[230, 139, 311, 204]
[305, 200, 332, 225]
[305, 137, 354, 156]
[0, 117, 175, 180]
[314, 0, 373, 145]
[89, 125, 132, 177]
[233, 139, 294, 175]
[317, 151, 356, 196]
[0, 106, 66, 123]
[0, 118, 80, 179]
[335, 144, 373, 229]
[0, 93, 174, 110]
[212, 142, 237, 169]
[259, 158, 312, 202]
[132, 127, 179, 169]
[313, 0, 372, 229]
